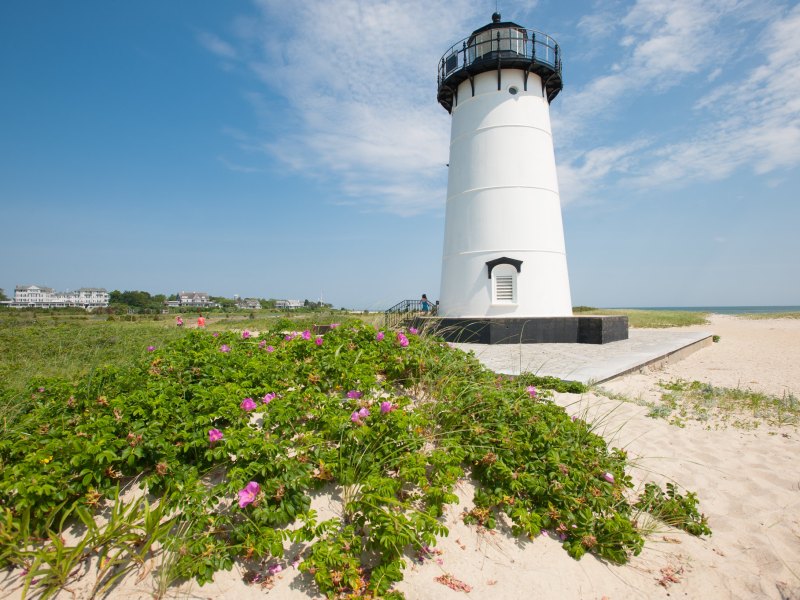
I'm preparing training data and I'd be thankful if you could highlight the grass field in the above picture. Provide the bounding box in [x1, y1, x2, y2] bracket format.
[0, 310, 359, 405]
[573, 308, 709, 328]
[0, 307, 708, 402]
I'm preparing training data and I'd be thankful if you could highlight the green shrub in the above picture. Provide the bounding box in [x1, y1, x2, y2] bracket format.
[0, 322, 706, 598]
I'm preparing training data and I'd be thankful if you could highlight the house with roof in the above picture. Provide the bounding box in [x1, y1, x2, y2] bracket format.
[275, 299, 304, 310]
[12, 285, 109, 309]
[235, 298, 262, 310]
[177, 291, 218, 308]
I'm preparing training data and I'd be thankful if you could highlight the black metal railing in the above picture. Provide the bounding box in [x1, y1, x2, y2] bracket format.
[438, 28, 560, 82]
[384, 299, 437, 329]
[437, 28, 562, 111]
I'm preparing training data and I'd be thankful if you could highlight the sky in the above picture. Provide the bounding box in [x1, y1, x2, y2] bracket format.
[1, 0, 799, 310]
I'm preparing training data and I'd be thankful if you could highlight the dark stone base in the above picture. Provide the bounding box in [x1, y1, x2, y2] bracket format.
[409, 316, 629, 345]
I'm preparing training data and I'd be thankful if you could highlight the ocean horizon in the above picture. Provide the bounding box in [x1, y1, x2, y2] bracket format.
[617, 306, 800, 315]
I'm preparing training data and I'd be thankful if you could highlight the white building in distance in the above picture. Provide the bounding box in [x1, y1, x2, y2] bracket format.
[12, 285, 109, 309]
[275, 299, 304, 310]
[236, 298, 262, 310]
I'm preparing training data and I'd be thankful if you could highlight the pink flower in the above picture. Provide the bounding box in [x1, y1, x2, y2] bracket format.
[301, 330, 311, 340]
[380, 401, 394, 414]
[314, 337, 323, 346]
[212, 332, 220, 338]
[209, 428, 223, 443]
[347, 390, 363, 399]
[263, 392, 276, 404]
[376, 331, 385, 341]
[397, 333, 409, 347]
[351, 407, 370, 425]
[526, 386, 537, 398]
[241, 397, 257, 411]
[220, 344, 231, 353]
[268, 564, 283, 575]
[242, 330, 251, 339]
[266, 345, 275, 353]
[602, 472, 615, 484]
[147, 346, 155, 352]
[238, 481, 260, 508]
[37, 387, 45, 393]
[284, 334, 294, 342]
[329, 323, 339, 329]
[409, 327, 418, 335]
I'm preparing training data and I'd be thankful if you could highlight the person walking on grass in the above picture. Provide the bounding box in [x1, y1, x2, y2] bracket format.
[197, 313, 206, 328]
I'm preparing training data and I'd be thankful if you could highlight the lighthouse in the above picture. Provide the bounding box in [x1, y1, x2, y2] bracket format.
[430, 13, 627, 343]
[437, 13, 571, 318]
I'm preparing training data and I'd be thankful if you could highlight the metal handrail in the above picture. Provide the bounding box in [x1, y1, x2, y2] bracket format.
[384, 299, 428, 329]
[437, 28, 561, 86]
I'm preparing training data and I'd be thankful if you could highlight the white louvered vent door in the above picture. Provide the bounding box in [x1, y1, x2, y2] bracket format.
[495, 275, 514, 302]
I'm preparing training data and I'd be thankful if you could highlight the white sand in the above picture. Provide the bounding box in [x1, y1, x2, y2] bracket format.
[2, 315, 799, 599]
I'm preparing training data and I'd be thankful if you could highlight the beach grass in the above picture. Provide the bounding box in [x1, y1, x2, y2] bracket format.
[654, 379, 800, 428]
[0, 312, 184, 403]
[573, 308, 709, 328]
[612, 379, 800, 428]
[739, 311, 800, 320]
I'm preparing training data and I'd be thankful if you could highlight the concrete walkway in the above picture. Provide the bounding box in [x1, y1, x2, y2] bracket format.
[453, 329, 713, 384]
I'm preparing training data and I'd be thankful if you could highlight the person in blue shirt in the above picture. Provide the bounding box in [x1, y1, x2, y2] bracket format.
[421, 294, 431, 313]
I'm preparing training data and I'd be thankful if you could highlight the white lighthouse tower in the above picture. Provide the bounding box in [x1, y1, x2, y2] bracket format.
[437, 13, 571, 319]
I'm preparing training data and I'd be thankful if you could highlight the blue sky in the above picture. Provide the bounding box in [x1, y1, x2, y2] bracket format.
[2, 0, 798, 310]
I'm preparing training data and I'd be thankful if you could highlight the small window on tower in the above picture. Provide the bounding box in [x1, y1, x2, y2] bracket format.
[492, 264, 517, 304]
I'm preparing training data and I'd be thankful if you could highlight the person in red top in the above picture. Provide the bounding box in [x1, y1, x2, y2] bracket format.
[197, 313, 206, 328]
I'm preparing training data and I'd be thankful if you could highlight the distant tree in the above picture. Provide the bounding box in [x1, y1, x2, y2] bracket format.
[0, 288, 8, 301]
[210, 296, 235, 309]
[109, 290, 165, 313]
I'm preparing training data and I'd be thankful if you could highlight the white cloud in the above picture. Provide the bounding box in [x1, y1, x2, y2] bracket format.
[557, 0, 768, 139]
[197, 0, 485, 215]
[557, 138, 651, 205]
[554, 0, 798, 201]
[196, 31, 238, 60]
[620, 3, 800, 188]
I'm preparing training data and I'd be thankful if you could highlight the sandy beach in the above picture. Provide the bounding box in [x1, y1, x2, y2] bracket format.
[2, 314, 798, 599]
[398, 314, 800, 600]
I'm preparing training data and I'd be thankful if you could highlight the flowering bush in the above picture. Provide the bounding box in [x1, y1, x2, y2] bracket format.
[0, 319, 709, 598]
